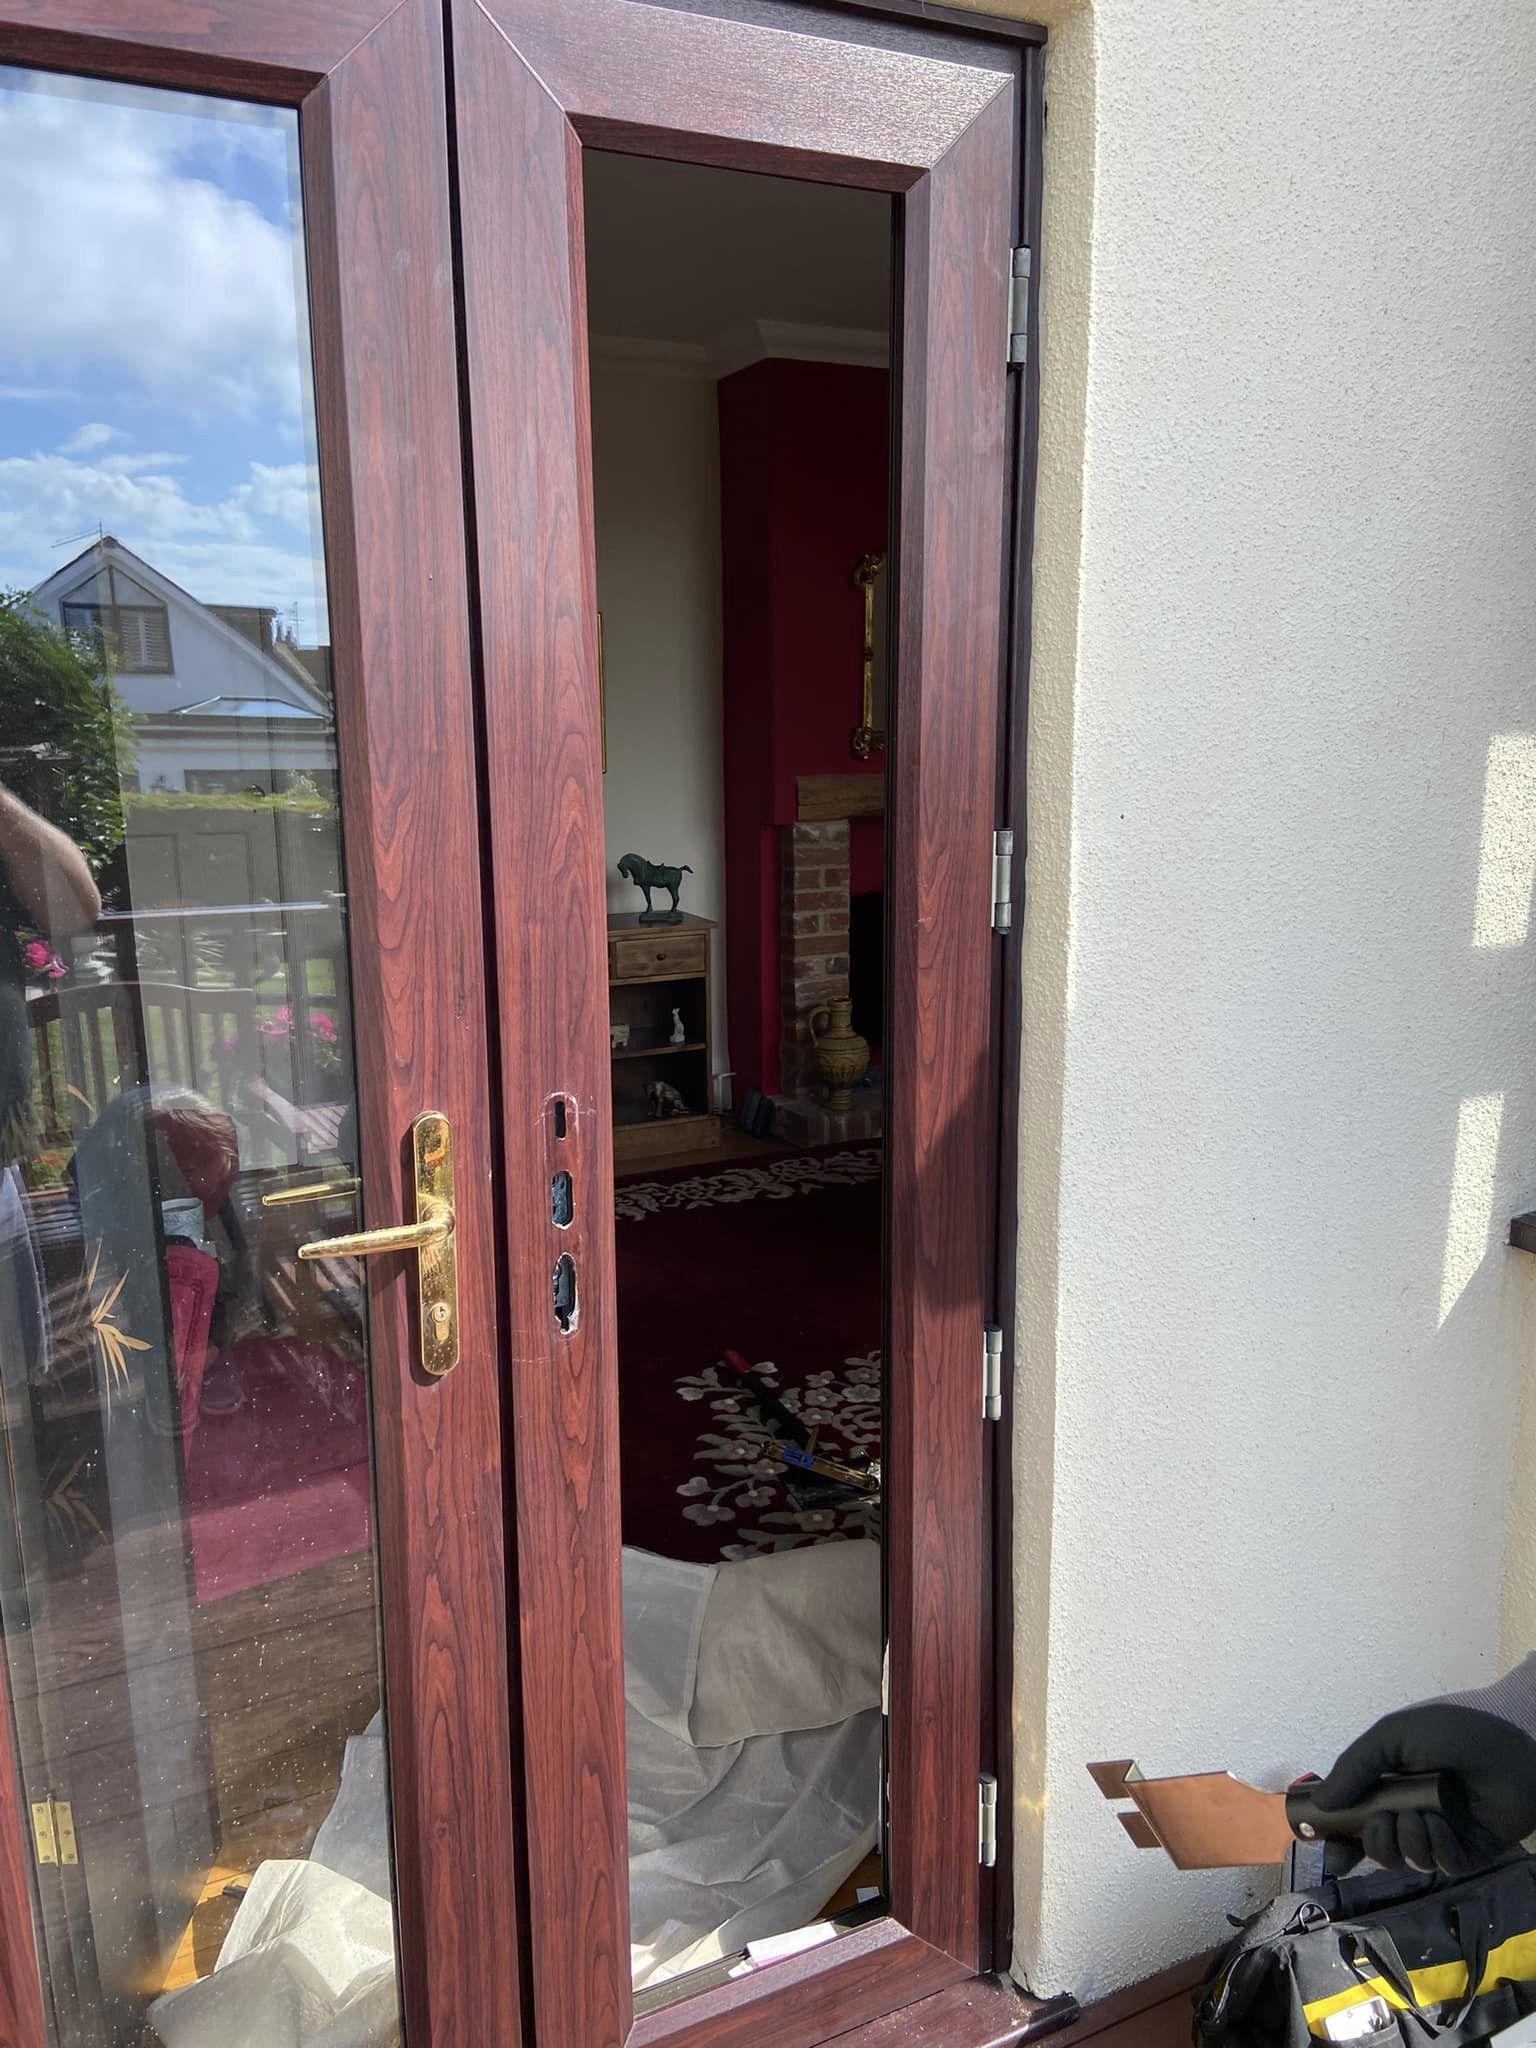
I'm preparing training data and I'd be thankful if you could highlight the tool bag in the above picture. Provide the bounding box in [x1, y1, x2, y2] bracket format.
[1194, 1852, 1536, 2046]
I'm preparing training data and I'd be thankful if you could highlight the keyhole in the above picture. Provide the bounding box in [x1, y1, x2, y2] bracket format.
[551, 1170, 573, 1229]
[552, 1098, 569, 1141]
[553, 1253, 578, 1335]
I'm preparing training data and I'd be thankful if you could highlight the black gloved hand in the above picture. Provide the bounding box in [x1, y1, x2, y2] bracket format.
[1311, 1703, 1536, 1877]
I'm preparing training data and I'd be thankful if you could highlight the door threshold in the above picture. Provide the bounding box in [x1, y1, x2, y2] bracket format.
[824, 1974, 1077, 2046]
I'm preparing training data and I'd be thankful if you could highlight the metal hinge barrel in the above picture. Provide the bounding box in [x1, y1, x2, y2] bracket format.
[1008, 246, 1031, 366]
[979, 1773, 999, 1867]
[983, 1324, 1003, 1421]
[992, 829, 1014, 933]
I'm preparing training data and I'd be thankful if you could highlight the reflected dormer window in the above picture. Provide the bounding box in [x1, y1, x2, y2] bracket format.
[60, 599, 172, 674]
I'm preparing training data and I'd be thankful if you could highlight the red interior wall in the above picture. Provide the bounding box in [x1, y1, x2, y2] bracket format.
[719, 358, 889, 1098]
[849, 818, 884, 900]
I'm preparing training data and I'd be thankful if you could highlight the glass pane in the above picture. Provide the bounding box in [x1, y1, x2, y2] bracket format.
[0, 69, 403, 2046]
[583, 151, 892, 1998]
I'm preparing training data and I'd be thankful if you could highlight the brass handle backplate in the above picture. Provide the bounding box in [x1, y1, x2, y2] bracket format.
[297, 1112, 459, 1376]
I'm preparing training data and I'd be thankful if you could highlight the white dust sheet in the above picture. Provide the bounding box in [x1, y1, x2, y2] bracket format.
[150, 1541, 882, 2042]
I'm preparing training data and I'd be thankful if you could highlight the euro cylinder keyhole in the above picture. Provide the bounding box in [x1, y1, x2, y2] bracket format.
[553, 1252, 578, 1335]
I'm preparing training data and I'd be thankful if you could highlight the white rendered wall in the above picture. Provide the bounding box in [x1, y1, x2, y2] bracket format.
[940, 0, 1536, 2005]
[592, 357, 730, 1081]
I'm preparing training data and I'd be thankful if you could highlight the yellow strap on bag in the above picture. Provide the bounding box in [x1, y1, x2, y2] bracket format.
[1304, 1929, 1536, 2036]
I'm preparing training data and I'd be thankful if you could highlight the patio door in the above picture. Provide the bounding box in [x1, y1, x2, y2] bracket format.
[450, 3, 1020, 2043]
[0, 4, 1031, 2044]
[0, 7, 522, 2046]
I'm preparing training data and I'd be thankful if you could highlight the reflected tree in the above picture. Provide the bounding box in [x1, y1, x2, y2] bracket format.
[0, 590, 133, 892]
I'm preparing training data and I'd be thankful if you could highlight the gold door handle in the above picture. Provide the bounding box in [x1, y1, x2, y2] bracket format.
[296, 1113, 459, 1376]
[262, 1177, 362, 1209]
[298, 1208, 450, 1259]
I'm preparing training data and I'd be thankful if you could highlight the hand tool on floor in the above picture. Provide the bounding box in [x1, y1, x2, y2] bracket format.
[779, 1443, 881, 1498]
[722, 1349, 808, 1447]
[720, 1350, 881, 1509]
[1087, 1758, 1445, 1870]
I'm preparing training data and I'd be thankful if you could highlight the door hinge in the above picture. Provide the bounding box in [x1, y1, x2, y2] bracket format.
[1007, 247, 1031, 367]
[983, 1324, 1003, 1420]
[979, 1773, 999, 1868]
[31, 1796, 77, 1868]
[992, 829, 1014, 933]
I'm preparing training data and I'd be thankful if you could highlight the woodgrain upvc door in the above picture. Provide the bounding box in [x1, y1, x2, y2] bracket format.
[0, 8, 523, 2047]
[451, 4, 1023, 2042]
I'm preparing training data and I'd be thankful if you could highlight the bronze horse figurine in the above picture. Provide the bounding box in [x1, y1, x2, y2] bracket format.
[617, 852, 692, 921]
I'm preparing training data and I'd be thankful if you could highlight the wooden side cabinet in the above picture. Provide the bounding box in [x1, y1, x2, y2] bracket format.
[607, 913, 719, 1166]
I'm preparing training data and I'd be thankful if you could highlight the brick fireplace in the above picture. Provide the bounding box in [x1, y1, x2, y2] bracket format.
[774, 783, 883, 1146]
[779, 819, 851, 1096]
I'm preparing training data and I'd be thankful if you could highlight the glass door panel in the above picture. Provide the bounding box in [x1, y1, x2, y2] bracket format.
[0, 67, 401, 2048]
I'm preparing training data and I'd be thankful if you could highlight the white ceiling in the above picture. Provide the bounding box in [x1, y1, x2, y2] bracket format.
[582, 151, 892, 357]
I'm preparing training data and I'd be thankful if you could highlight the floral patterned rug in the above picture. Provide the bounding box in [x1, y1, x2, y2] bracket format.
[614, 1145, 883, 1563]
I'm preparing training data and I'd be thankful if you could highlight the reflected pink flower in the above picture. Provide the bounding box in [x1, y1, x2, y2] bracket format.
[22, 939, 66, 980]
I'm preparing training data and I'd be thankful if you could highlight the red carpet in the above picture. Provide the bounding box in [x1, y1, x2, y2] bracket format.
[615, 1145, 883, 1562]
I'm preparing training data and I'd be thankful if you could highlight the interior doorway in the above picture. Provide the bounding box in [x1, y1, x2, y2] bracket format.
[584, 153, 894, 1992]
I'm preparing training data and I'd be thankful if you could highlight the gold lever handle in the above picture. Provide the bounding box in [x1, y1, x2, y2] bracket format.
[296, 1113, 459, 1376]
[298, 1205, 450, 1260]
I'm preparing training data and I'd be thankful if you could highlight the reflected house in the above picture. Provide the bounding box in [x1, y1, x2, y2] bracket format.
[25, 535, 350, 1172]
[28, 534, 335, 799]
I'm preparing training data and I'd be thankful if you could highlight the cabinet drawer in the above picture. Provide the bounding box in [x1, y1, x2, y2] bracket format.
[610, 930, 708, 981]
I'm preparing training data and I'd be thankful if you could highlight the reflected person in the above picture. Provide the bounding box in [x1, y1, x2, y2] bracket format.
[0, 781, 101, 1625]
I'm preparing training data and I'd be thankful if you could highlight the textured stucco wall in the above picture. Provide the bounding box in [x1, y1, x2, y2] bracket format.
[942, 0, 1536, 2004]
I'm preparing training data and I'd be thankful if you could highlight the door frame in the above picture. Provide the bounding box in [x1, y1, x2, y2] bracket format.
[448, 1, 1045, 2041]
[0, 8, 526, 2045]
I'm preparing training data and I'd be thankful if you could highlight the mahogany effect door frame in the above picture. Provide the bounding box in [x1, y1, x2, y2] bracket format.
[0, 7, 525, 2046]
[450, 1, 1027, 2041]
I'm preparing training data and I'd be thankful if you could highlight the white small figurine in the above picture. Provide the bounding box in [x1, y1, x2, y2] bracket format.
[669, 1007, 686, 1045]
